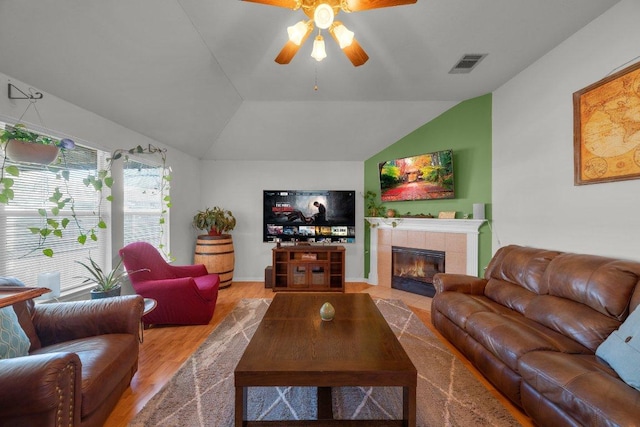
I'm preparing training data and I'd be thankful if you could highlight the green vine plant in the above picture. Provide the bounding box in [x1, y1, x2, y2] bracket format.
[1, 132, 172, 257]
[103, 145, 173, 260]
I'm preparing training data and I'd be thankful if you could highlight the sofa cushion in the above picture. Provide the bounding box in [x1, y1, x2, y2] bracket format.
[484, 245, 561, 294]
[0, 306, 30, 359]
[465, 311, 590, 372]
[519, 351, 640, 426]
[431, 292, 514, 329]
[525, 295, 621, 352]
[596, 307, 640, 391]
[542, 253, 640, 321]
[31, 334, 138, 418]
[484, 279, 537, 315]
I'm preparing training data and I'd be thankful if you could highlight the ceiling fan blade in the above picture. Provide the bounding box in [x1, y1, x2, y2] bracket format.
[242, 0, 300, 9]
[342, 0, 416, 12]
[274, 25, 313, 64]
[342, 38, 369, 67]
[275, 41, 303, 64]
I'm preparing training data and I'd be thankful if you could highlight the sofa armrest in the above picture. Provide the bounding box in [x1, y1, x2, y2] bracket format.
[0, 353, 81, 426]
[168, 263, 208, 278]
[33, 295, 144, 347]
[134, 277, 212, 302]
[433, 273, 487, 295]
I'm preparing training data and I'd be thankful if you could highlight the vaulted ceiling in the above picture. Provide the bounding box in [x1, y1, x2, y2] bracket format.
[0, 0, 620, 161]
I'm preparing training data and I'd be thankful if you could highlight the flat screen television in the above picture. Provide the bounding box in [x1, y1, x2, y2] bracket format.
[379, 149, 454, 202]
[263, 190, 356, 243]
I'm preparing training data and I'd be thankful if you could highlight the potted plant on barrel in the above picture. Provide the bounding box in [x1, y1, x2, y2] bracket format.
[192, 206, 236, 236]
[192, 206, 236, 289]
[76, 257, 147, 299]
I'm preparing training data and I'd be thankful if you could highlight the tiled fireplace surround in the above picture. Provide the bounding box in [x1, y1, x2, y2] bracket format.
[366, 218, 485, 288]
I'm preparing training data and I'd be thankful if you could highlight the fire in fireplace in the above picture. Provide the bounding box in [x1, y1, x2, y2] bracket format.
[391, 246, 445, 297]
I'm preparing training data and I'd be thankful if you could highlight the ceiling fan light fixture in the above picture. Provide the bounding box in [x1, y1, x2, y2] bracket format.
[314, 3, 334, 29]
[287, 20, 309, 45]
[333, 23, 354, 49]
[311, 34, 327, 61]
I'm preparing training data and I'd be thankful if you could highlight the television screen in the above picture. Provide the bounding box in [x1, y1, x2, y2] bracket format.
[263, 190, 356, 243]
[379, 149, 454, 202]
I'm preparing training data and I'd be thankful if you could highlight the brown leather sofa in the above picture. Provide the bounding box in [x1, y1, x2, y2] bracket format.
[0, 295, 144, 427]
[431, 245, 640, 427]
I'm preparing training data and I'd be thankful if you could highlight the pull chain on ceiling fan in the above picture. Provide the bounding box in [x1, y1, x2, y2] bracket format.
[243, 0, 417, 67]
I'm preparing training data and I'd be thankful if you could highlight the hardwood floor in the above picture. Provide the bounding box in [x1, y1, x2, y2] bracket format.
[105, 282, 533, 426]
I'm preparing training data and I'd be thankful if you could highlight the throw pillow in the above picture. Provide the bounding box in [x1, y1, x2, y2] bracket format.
[596, 306, 640, 391]
[0, 306, 31, 359]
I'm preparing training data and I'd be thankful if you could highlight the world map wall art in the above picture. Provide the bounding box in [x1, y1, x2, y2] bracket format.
[573, 60, 640, 185]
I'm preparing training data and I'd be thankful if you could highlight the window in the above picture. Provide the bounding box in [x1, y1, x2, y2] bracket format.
[0, 138, 111, 294]
[123, 158, 169, 253]
[0, 123, 171, 295]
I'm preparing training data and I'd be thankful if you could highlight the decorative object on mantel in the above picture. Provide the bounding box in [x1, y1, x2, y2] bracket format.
[438, 211, 456, 219]
[573, 60, 640, 185]
[364, 190, 385, 217]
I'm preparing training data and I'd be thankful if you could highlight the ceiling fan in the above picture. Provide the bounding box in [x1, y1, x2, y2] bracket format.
[243, 0, 417, 67]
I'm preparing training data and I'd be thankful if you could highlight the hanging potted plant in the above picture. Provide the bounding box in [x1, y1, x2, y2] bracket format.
[192, 206, 236, 289]
[76, 256, 148, 299]
[1, 124, 75, 164]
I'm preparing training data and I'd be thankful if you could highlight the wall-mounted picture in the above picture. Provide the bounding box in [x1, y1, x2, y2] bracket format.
[573, 61, 640, 185]
[379, 149, 454, 202]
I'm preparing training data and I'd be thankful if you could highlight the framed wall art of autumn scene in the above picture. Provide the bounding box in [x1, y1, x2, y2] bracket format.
[573, 60, 640, 185]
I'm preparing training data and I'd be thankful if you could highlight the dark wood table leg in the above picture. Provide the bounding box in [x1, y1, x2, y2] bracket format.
[317, 386, 333, 420]
[235, 386, 247, 427]
[403, 385, 417, 427]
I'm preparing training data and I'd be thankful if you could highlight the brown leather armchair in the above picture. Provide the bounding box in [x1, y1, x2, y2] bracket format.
[0, 295, 143, 427]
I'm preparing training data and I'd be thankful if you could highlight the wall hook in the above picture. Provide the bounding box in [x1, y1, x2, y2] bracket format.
[8, 83, 44, 100]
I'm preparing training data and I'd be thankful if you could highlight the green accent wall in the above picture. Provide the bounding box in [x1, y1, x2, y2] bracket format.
[364, 93, 492, 277]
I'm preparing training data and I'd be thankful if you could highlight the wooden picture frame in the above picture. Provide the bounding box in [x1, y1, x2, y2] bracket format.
[573, 61, 640, 185]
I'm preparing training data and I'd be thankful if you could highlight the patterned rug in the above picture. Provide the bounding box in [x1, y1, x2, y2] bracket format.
[130, 298, 521, 426]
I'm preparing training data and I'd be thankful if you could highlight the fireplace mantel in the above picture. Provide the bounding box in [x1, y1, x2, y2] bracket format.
[366, 217, 486, 286]
[365, 217, 485, 233]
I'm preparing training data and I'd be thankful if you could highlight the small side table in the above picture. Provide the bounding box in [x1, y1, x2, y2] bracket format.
[139, 298, 157, 343]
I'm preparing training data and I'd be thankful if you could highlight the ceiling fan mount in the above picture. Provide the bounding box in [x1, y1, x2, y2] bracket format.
[243, 0, 417, 67]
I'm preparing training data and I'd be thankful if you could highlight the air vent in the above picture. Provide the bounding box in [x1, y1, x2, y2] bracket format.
[449, 54, 488, 74]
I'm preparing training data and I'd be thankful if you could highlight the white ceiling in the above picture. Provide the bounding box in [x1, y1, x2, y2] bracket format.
[0, 0, 619, 161]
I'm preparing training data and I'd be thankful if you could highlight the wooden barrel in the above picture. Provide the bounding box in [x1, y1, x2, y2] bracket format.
[194, 235, 235, 289]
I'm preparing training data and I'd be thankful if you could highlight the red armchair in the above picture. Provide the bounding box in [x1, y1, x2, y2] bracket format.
[119, 242, 220, 325]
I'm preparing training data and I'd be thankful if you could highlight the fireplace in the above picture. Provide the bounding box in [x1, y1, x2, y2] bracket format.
[391, 246, 445, 297]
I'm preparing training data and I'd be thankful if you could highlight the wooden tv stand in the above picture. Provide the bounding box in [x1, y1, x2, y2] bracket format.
[272, 245, 345, 292]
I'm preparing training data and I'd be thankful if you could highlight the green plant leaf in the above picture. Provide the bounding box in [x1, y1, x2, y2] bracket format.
[28, 227, 40, 234]
[40, 229, 51, 237]
[0, 194, 8, 204]
[47, 219, 59, 228]
[38, 208, 47, 217]
[61, 218, 70, 228]
[5, 165, 19, 177]
[104, 176, 113, 188]
[90, 232, 97, 241]
[106, 195, 113, 202]
[43, 248, 54, 257]
[2, 178, 14, 188]
[61, 170, 70, 181]
[98, 220, 107, 229]
[78, 234, 87, 245]
[113, 152, 122, 160]
[53, 230, 63, 237]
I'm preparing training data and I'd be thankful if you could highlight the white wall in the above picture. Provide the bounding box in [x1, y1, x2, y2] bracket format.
[0, 72, 202, 266]
[493, 0, 640, 260]
[200, 160, 365, 282]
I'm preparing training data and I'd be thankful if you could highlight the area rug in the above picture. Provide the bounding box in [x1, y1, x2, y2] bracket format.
[130, 298, 521, 426]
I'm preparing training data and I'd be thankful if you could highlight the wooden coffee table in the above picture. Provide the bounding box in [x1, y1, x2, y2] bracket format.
[234, 293, 417, 426]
